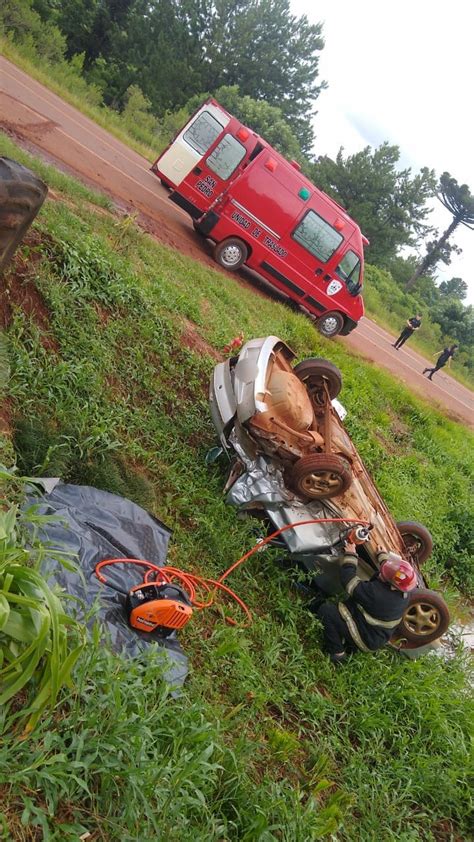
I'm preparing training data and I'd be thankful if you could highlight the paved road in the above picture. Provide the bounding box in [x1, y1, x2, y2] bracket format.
[1, 56, 472, 426]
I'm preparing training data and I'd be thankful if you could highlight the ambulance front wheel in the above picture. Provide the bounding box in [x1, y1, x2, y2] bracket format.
[316, 311, 345, 338]
[214, 238, 248, 271]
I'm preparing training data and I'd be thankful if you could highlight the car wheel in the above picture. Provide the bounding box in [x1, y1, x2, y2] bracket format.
[0, 157, 47, 275]
[289, 453, 352, 500]
[316, 312, 345, 338]
[396, 521, 433, 565]
[292, 358, 342, 401]
[214, 238, 248, 271]
[397, 589, 450, 645]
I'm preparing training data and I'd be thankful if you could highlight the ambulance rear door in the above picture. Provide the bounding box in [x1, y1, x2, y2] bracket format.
[155, 102, 255, 217]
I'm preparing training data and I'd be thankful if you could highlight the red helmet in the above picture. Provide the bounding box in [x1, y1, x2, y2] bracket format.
[379, 554, 417, 592]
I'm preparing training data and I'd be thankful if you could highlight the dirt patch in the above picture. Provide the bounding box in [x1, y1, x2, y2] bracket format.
[179, 317, 222, 361]
[0, 396, 14, 437]
[0, 115, 57, 143]
[104, 373, 128, 399]
[373, 430, 399, 456]
[0, 230, 58, 351]
[93, 301, 111, 326]
[389, 414, 412, 442]
[0, 788, 41, 842]
[430, 819, 465, 842]
[265, 701, 302, 730]
[200, 298, 212, 319]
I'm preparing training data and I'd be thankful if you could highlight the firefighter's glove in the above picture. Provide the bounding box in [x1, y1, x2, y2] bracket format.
[343, 542, 357, 556]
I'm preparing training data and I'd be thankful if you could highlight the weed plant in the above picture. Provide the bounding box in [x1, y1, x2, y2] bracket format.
[0, 140, 473, 839]
[0, 470, 83, 735]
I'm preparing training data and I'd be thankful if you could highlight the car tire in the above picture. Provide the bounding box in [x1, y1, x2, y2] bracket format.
[289, 453, 352, 500]
[293, 358, 342, 401]
[316, 311, 345, 338]
[397, 588, 450, 645]
[396, 521, 433, 565]
[0, 157, 47, 275]
[214, 238, 248, 271]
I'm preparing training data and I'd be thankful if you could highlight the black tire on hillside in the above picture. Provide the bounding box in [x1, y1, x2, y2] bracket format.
[396, 520, 433, 565]
[0, 157, 48, 275]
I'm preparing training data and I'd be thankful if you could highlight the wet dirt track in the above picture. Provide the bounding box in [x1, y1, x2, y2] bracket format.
[1, 56, 472, 427]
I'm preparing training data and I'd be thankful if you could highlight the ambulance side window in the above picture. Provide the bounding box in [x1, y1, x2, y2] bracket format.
[206, 134, 246, 180]
[292, 211, 343, 262]
[335, 250, 361, 288]
[183, 111, 223, 155]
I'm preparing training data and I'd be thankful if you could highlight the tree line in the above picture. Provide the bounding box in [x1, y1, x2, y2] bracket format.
[1, 0, 472, 358]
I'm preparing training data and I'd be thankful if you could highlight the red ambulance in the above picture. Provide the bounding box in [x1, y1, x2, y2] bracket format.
[151, 99, 368, 337]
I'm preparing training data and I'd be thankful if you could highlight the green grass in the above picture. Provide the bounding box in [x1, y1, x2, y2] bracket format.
[1, 135, 473, 840]
[0, 474, 83, 735]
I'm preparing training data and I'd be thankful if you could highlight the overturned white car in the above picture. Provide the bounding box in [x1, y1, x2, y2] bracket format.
[209, 336, 450, 650]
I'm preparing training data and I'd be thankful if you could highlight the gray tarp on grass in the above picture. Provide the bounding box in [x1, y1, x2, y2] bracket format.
[30, 481, 189, 687]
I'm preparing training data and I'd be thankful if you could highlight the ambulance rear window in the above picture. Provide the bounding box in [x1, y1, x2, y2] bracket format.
[183, 111, 223, 155]
[206, 134, 246, 180]
[292, 211, 343, 262]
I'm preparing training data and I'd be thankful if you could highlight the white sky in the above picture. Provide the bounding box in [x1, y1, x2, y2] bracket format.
[290, 0, 474, 303]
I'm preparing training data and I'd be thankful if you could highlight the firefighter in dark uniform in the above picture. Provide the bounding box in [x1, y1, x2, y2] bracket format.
[311, 542, 417, 664]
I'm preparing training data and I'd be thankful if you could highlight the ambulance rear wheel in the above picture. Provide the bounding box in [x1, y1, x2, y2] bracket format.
[214, 238, 248, 271]
[316, 311, 345, 338]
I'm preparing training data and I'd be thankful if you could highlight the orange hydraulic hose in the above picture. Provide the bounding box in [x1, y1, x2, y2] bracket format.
[95, 517, 371, 628]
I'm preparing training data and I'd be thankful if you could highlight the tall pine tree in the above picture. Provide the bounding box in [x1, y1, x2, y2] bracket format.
[406, 173, 474, 290]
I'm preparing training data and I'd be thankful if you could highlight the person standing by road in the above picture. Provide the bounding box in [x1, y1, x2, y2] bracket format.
[393, 314, 422, 349]
[308, 543, 417, 664]
[423, 344, 458, 380]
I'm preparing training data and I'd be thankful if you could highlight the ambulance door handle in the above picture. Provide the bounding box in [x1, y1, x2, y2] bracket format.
[315, 268, 323, 276]
[323, 273, 331, 281]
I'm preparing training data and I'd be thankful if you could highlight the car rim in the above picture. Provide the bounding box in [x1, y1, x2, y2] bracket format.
[402, 534, 423, 561]
[303, 375, 324, 390]
[322, 317, 339, 335]
[301, 470, 342, 495]
[404, 603, 441, 636]
[221, 245, 242, 267]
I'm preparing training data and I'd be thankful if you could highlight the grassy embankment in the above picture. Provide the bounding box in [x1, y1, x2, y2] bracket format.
[1, 134, 473, 841]
[2, 42, 471, 386]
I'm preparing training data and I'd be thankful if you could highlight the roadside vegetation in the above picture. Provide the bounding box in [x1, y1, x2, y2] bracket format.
[0, 36, 159, 161]
[0, 137, 473, 840]
[1, 3, 472, 383]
